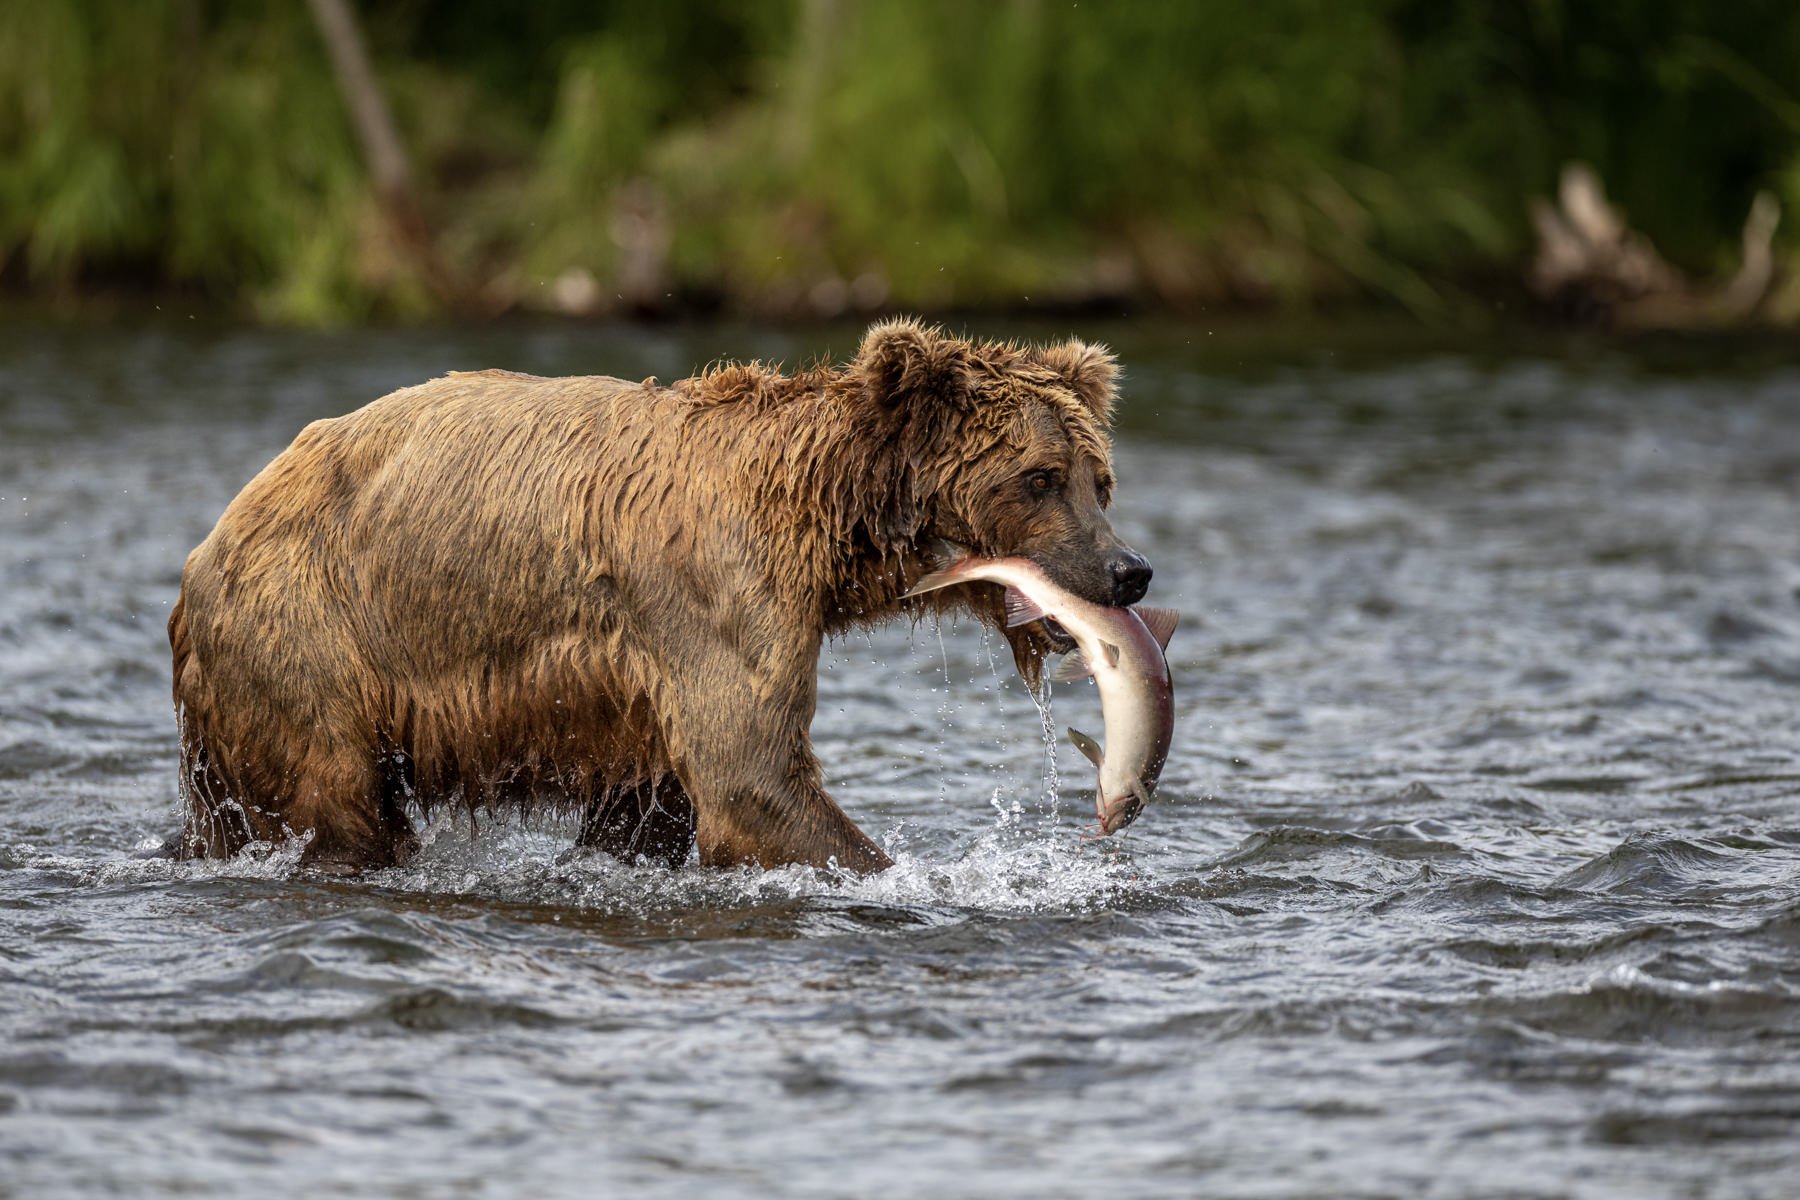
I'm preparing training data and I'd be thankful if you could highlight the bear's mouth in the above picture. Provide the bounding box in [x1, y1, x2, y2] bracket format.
[920, 536, 1078, 652]
[1039, 616, 1076, 653]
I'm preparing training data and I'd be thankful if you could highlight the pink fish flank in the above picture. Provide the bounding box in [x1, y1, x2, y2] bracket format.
[903, 552, 1178, 835]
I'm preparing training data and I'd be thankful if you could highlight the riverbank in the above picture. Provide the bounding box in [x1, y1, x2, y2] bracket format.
[6, 3, 1800, 328]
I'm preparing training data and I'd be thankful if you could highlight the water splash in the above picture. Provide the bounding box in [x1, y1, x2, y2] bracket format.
[4, 834, 315, 886]
[8, 797, 1143, 920]
[384, 807, 1139, 917]
[1027, 678, 1062, 818]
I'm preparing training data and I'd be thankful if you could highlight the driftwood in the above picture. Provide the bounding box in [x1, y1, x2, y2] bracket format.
[306, 0, 462, 310]
[1530, 162, 1780, 327]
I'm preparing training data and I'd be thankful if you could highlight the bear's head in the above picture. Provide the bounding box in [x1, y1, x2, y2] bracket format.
[855, 318, 1151, 620]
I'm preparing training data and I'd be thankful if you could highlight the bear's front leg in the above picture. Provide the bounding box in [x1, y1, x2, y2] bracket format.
[665, 675, 892, 874]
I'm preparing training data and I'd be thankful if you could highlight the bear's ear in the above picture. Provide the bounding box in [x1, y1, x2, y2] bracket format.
[854, 318, 975, 410]
[1035, 339, 1118, 424]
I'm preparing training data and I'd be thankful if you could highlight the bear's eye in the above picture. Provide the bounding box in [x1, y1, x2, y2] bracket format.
[1025, 470, 1057, 496]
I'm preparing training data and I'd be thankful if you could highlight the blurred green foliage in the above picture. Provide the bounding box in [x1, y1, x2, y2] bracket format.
[3, 0, 1798, 323]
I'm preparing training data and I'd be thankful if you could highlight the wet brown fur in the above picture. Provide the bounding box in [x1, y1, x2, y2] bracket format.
[169, 319, 1128, 873]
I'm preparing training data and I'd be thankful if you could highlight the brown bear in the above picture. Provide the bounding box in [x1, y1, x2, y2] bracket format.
[167, 318, 1151, 873]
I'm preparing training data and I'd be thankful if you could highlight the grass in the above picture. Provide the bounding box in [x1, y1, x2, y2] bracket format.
[3, 0, 1797, 324]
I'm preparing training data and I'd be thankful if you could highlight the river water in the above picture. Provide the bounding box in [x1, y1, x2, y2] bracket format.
[2, 319, 1798, 1198]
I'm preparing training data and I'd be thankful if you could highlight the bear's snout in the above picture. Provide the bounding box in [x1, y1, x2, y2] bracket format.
[1109, 552, 1153, 606]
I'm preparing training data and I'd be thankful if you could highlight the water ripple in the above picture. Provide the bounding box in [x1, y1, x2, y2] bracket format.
[6, 326, 1800, 1196]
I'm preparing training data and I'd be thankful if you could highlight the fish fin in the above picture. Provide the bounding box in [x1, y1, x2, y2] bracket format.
[1004, 587, 1047, 628]
[1050, 652, 1092, 683]
[1137, 606, 1180, 650]
[1067, 726, 1105, 768]
[1101, 640, 1121, 669]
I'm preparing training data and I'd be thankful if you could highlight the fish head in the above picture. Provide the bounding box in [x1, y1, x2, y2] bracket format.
[1097, 791, 1146, 836]
[1069, 728, 1157, 837]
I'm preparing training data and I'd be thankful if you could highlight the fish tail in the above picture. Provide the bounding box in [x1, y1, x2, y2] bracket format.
[902, 539, 973, 598]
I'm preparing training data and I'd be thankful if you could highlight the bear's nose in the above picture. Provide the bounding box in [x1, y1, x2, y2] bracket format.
[1109, 552, 1153, 606]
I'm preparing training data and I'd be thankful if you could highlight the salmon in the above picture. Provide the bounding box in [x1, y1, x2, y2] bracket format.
[904, 553, 1177, 834]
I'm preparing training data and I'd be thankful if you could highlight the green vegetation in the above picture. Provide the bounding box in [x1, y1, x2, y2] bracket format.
[4, 0, 1800, 324]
